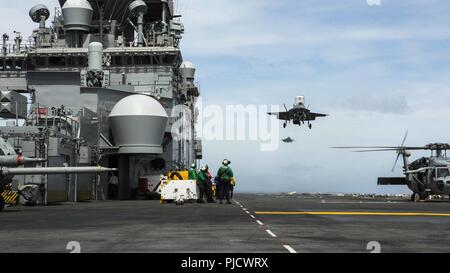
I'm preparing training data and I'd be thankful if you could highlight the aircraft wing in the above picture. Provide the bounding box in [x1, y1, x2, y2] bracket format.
[306, 112, 328, 121]
[268, 111, 290, 121]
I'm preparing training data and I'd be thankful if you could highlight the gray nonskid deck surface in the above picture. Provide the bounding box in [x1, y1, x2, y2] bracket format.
[1, 194, 450, 253]
[236, 194, 450, 253]
[0, 199, 282, 253]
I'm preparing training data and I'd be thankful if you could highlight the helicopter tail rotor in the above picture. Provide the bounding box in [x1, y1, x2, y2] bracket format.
[391, 131, 408, 172]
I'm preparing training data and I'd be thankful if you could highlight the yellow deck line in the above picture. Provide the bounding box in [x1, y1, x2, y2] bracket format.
[255, 212, 450, 217]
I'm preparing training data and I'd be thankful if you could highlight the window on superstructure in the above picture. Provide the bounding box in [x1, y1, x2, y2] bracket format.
[35, 57, 46, 67]
[134, 55, 151, 65]
[5, 59, 13, 70]
[134, 56, 142, 65]
[58, 30, 65, 39]
[67, 56, 77, 66]
[126, 56, 133, 66]
[142, 56, 151, 65]
[163, 55, 175, 65]
[14, 59, 24, 70]
[49, 56, 66, 67]
[113, 56, 123, 66]
[78, 56, 87, 67]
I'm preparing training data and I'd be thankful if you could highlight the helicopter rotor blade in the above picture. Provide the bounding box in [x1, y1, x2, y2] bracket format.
[334, 146, 401, 149]
[353, 149, 402, 153]
[334, 146, 426, 150]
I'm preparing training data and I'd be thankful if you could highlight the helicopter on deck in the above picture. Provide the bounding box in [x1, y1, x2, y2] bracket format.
[335, 133, 450, 202]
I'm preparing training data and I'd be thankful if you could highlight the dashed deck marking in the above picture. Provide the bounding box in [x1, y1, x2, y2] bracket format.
[235, 199, 298, 254]
[283, 245, 297, 253]
[266, 230, 277, 238]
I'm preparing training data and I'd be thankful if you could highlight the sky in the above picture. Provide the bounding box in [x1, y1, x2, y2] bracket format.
[2, 0, 450, 194]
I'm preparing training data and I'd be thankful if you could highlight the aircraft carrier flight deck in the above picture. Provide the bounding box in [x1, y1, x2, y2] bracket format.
[1, 194, 449, 253]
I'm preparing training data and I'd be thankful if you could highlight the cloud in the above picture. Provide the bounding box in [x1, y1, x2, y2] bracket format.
[181, 0, 450, 59]
[340, 94, 410, 114]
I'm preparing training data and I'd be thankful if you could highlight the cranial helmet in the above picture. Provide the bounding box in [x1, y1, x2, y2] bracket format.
[223, 159, 231, 166]
[191, 163, 196, 169]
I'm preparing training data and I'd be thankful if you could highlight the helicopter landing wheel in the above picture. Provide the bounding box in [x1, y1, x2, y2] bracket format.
[309, 123, 312, 129]
[412, 192, 428, 202]
[412, 193, 421, 202]
[283, 123, 287, 129]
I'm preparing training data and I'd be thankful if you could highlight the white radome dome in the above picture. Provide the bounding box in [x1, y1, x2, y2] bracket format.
[180, 61, 195, 69]
[109, 95, 169, 155]
[62, 0, 93, 10]
[109, 94, 167, 118]
[180, 61, 196, 79]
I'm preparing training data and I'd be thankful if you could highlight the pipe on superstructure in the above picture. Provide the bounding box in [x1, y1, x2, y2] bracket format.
[128, 0, 148, 47]
[39, 16, 46, 29]
[2, 33, 8, 56]
[1, 166, 117, 175]
[137, 12, 144, 47]
[0, 156, 46, 167]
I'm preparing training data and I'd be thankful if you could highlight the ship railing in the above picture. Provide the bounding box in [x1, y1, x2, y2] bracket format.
[1, 41, 35, 56]
[31, 104, 82, 139]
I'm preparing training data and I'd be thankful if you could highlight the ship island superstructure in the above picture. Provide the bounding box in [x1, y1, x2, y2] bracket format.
[0, 0, 202, 202]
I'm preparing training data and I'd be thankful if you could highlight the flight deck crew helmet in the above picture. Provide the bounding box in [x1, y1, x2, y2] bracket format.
[223, 159, 231, 166]
[201, 165, 208, 172]
[190, 163, 196, 169]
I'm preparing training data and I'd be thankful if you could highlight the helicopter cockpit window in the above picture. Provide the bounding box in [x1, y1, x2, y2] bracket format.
[436, 168, 450, 178]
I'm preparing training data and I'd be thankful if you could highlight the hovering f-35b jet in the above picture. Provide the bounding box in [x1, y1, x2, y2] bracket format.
[269, 96, 328, 129]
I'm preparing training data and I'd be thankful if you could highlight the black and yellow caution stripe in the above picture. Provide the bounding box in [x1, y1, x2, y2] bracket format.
[1, 190, 19, 205]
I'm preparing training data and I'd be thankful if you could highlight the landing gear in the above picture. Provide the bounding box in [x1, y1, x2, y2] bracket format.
[283, 123, 287, 129]
[411, 193, 423, 202]
[411, 192, 428, 202]
[308, 123, 312, 129]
